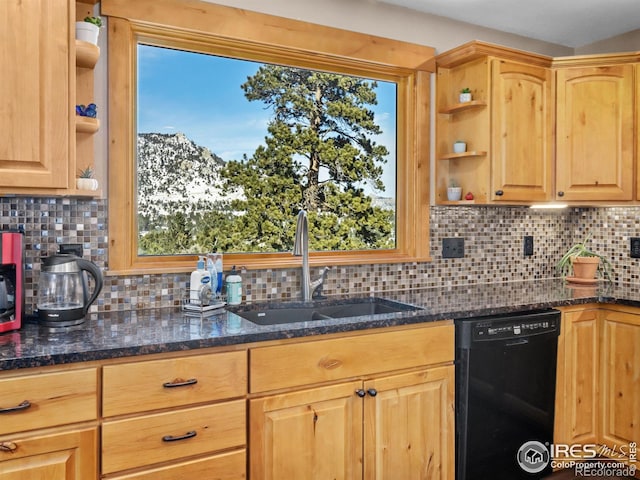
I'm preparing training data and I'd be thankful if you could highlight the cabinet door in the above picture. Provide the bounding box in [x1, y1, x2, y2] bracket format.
[250, 381, 363, 480]
[491, 60, 552, 202]
[554, 309, 600, 449]
[601, 310, 640, 452]
[556, 65, 633, 201]
[0, 428, 97, 480]
[363, 366, 454, 480]
[0, 0, 72, 190]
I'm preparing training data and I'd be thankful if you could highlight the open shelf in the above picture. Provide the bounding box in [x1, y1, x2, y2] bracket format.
[439, 151, 487, 160]
[438, 100, 487, 115]
[75, 40, 100, 68]
[439, 200, 477, 205]
[76, 116, 99, 133]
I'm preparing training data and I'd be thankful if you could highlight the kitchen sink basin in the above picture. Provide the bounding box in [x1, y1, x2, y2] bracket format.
[230, 297, 422, 326]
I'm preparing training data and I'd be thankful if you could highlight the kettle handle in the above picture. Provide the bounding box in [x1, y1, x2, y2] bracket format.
[76, 258, 104, 315]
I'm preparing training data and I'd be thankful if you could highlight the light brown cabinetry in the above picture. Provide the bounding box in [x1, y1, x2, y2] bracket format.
[0, 0, 101, 196]
[555, 306, 600, 446]
[249, 323, 455, 480]
[0, 367, 98, 480]
[0, 0, 74, 191]
[555, 305, 640, 465]
[101, 350, 247, 479]
[436, 42, 553, 204]
[600, 307, 640, 451]
[555, 64, 634, 201]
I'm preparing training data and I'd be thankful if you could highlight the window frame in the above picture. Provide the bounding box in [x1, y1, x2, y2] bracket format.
[104, 0, 434, 274]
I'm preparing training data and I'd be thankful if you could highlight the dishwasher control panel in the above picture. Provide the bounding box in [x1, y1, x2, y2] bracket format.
[471, 316, 559, 341]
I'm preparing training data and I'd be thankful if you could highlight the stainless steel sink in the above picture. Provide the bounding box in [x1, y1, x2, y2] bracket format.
[229, 297, 422, 326]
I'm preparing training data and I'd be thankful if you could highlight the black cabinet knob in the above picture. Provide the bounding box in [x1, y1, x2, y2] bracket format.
[355, 389, 366, 398]
[495, 190, 504, 196]
[367, 388, 378, 397]
[558, 191, 565, 197]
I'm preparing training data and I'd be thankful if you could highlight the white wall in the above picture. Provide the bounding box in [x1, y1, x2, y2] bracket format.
[203, 0, 573, 56]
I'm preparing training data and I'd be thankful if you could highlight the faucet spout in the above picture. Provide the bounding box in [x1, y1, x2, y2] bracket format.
[293, 210, 328, 302]
[293, 210, 311, 302]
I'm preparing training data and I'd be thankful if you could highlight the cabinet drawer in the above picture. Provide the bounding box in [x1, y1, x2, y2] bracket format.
[103, 350, 247, 417]
[107, 449, 245, 480]
[0, 368, 98, 435]
[102, 400, 246, 474]
[250, 322, 454, 392]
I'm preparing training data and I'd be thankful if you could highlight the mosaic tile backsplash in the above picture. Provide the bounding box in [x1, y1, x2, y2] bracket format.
[2, 197, 639, 313]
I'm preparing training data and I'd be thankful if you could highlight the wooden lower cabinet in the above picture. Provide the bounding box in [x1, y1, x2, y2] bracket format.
[250, 365, 454, 480]
[363, 366, 454, 480]
[250, 380, 364, 480]
[600, 308, 640, 452]
[555, 306, 600, 446]
[556, 305, 640, 467]
[0, 427, 97, 480]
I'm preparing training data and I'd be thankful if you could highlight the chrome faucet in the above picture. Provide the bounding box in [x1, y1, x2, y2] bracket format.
[293, 210, 329, 302]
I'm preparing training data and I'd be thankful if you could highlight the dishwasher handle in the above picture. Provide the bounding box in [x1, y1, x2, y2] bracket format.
[505, 338, 529, 347]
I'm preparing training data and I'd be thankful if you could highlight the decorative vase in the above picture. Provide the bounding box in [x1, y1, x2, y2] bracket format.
[447, 187, 462, 201]
[76, 178, 99, 191]
[459, 92, 472, 103]
[570, 256, 600, 280]
[76, 22, 99, 45]
[453, 141, 467, 153]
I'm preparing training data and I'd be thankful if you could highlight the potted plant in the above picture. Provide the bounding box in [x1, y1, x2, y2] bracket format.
[447, 179, 462, 201]
[453, 140, 467, 153]
[76, 166, 99, 191]
[556, 234, 612, 283]
[459, 87, 472, 103]
[76, 16, 103, 45]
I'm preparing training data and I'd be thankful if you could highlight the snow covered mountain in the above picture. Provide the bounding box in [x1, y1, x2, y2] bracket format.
[137, 132, 233, 224]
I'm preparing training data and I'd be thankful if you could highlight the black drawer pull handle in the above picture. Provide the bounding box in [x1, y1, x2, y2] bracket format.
[162, 378, 198, 388]
[495, 190, 504, 196]
[0, 400, 31, 414]
[162, 430, 197, 442]
[367, 388, 378, 397]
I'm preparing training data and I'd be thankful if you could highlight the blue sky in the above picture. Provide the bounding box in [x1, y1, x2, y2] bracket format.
[137, 44, 397, 198]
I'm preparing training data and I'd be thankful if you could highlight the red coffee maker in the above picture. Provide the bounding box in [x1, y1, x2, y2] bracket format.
[0, 231, 24, 332]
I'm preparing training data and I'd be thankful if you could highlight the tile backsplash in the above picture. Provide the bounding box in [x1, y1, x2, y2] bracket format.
[2, 197, 638, 313]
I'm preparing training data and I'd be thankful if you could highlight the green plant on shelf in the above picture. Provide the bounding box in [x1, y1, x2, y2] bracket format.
[84, 16, 103, 27]
[78, 166, 94, 179]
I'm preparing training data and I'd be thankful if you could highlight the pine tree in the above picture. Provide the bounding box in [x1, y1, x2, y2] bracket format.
[202, 65, 394, 252]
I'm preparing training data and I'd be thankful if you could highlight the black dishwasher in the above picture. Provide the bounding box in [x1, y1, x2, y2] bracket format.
[455, 309, 561, 480]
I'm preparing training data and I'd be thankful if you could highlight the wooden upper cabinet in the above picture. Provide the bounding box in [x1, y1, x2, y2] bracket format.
[435, 42, 553, 205]
[491, 60, 553, 202]
[555, 64, 634, 201]
[0, 0, 72, 190]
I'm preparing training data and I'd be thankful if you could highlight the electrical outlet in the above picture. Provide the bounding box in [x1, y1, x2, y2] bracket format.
[524, 236, 534, 256]
[59, 243, 83, 257]
[442, 237, 464, 258]
[631, 237, 640, 258]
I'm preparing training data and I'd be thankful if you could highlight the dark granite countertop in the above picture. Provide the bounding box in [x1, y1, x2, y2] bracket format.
[2, 279, 640, 371]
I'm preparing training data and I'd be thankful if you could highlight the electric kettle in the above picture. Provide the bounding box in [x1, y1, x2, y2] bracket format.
[37, 254, 103, 327]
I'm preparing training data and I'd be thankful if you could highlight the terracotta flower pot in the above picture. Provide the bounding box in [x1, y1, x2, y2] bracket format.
[571, 256, 600, 279]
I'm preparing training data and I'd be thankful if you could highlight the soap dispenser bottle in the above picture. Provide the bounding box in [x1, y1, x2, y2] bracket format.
[189, 256, 210, 304]
[225, 265, 242, 305]
[206, 254, 218, 297]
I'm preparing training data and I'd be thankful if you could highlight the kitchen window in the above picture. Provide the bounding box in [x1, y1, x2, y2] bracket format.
[104, 0, 434, 273]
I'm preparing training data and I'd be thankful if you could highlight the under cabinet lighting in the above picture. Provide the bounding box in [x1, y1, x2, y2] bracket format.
[529, 203, 568, 209]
